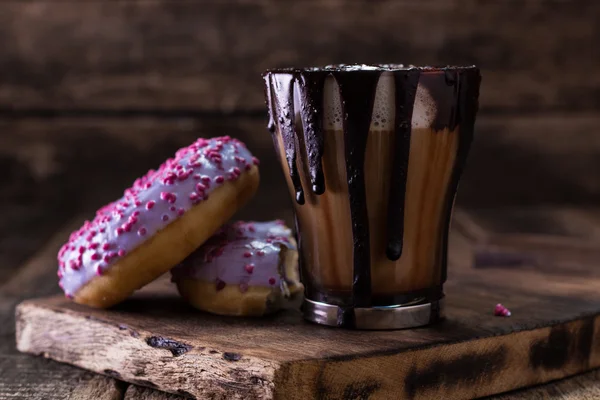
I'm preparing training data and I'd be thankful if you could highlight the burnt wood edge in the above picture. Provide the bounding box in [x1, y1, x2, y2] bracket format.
[15, 298, 600, 400]
[274, 316, 600, 399]
[15, 301, 278, 399]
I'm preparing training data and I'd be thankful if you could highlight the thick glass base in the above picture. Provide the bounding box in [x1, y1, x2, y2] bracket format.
[302, 295, 444, 330]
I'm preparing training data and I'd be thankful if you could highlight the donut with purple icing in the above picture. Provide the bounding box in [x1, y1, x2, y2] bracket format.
[171, 220, 303, 316]
[57, 136, 260, 308]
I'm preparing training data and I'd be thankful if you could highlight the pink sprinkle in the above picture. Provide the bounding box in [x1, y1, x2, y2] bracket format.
[123, 223, 132, 233]
[494, 303, 511, 317]
[196, 183, 206, 192]
[201, 176, 211, 184]
[132, 210, 140, 217]
[177, 208, 185, 216]
[162, 215, 169, 222]
[103, 254, 112, 263]
[268, 277, 276, 285]
[193, 174, 202, 180]
[252, 157, 260, 166]
[116, 227, 124, 236]
[89, 243, 99, 250]
[245, 164, 252, 171]
[160, 192, 169, 200]
[216, 280, 226, 291]
[239, 283, 249, 293]
[146, 201, 155, 210]
[138, 227, 147, 236]
[102, 243, 110, 250]
[90, 253, 101, 261]
[215, 176, 224, 184]
[189, 192, 199, 202]
[170, 206, 176, 212]
[244, 264, 254, 274]
[96, 265, 104, 276]
[118, 249, 127, 257]
[243, 251, 252, 258]
[135, 201, 142, 207]
[78, 246, 85, 254]
[99, 228, 106, 233]
[232, 167, 241, 175]
[257, 250, 265, 256]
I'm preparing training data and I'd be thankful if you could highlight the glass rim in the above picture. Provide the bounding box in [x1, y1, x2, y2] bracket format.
[263, 63, 479, 75]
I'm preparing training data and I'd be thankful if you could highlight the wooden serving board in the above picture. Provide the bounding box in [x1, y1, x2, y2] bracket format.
[15, 213, 600, 400]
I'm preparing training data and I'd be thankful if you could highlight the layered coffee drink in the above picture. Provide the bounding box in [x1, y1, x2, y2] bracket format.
[263, 65, 480, 329]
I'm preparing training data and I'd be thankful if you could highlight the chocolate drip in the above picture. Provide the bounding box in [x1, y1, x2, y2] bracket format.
[386, 69, 421, 261]
[439, 69, 481, 282]
[270, 73, 305, 204]
[297, 72, 327, 194]
[263, 74, 276, 134]
[333, 71, 381, 307]
[444, 69, 460, 131]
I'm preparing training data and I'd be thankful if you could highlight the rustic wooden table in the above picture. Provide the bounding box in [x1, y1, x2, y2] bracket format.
[2, 1, 600, 397]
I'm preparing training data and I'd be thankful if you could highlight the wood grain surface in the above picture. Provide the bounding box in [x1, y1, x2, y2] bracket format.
[0, 0, 598, 113]
[15, 213, 600, 399]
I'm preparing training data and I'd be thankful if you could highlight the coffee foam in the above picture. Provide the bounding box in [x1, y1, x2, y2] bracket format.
[370, 72, 395, 131]
[319, 74, 436, 131]
[412, 82, 436, 130]
[295, 73, 437, 132]
[323, 75, 343, 131]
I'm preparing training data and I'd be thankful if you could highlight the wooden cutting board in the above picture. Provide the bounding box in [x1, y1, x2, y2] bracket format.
[15, 209, 600, 400]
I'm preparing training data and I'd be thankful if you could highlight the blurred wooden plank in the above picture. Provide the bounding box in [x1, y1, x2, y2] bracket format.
[460, 115, 600, 208]
[494, 369, 600, 399]
[454, 207, 600, 278]
[0, 0, 598, 113]
[0, 363, 124, 400]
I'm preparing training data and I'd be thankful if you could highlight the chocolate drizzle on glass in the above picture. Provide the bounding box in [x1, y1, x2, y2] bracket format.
[333, 70, 380, 307]
[263, 64, 480, 309]
[270, 73, 305, 204]
[386, 69, 421, 261]
[262, 74, 276, 134]
[297, 72, 328, 194]
[439, 68, 481, 282]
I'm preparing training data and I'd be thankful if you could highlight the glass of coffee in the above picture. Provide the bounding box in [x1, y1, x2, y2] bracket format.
[262, 64, 480, 329]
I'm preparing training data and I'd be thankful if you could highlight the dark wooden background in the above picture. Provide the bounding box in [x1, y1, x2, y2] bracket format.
[1, 0, 600, 398]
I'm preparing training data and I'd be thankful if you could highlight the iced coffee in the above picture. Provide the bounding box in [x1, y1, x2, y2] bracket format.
[263, 65, 480, 329]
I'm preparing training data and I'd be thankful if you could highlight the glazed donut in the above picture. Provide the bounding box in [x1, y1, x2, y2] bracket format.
[171, 220, 303, 316]
[57, 136, 260, 308]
